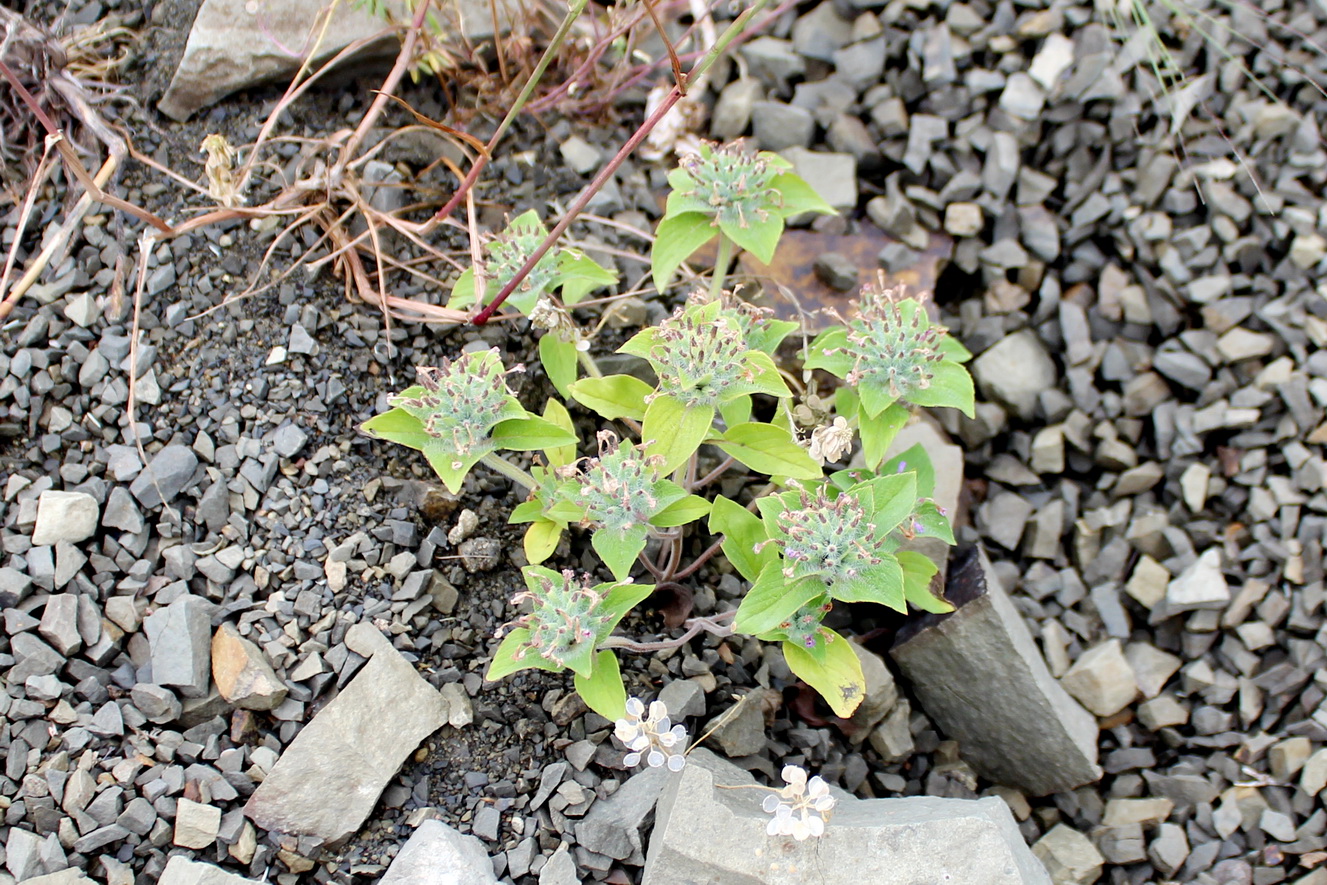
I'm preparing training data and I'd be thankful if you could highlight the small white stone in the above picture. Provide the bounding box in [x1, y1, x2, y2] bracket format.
[944, 202, 984, 237]
[1061, 639, 1138, 717]
[1165, 548, 1229, 612]
[32, 491, 100, 546]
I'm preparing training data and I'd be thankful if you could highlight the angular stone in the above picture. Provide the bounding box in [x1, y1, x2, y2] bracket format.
[130, 445, 199, 508]
[779, 147, 856, 212]
[175, 798, 222, 849]
[21, 871, 95, 885]
[1163, 548, 1229, 614]
[847, 643, 897, 741]
[1061, 639, 1138, 717]
[886, 419, 964, 584]
[378, 819, 498, 885]
[32, 491, 99, 546]
[643, 748, 1051, 884]
[575, 766, 670, 864]
[212, 623, 288, 711]
[973, 331, 1058, 421]
[130, 684, 182, 723]
[39, 593, 83, 656]
[1032, 824, 1103, 885]
[159, 856, 262, 885]
[244, 623, 449, 845]
[144, 594, 215, 698]
[701, 690, 770, 758]
[891, 547, 1101, 796]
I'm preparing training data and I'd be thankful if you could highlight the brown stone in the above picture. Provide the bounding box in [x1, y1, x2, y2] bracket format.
[212, 623, 287, 712]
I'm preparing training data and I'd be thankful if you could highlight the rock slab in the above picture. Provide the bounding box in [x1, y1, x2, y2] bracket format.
[891, 546, 1102, 796]
[32, 491, 99, 546]
[244, 622, 449, 845]
[643, 748, 1051, 884]
[143, 594, 215, 698]
[379, 819, 499, 885]
[159, 856, 260, 885]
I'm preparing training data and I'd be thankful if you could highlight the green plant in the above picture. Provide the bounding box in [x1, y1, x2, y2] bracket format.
[362, 141, 975, 727]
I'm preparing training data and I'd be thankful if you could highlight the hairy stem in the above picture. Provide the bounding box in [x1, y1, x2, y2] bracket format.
[480, 452, 538, 490]
[601, 609, 735, 652]
[672, 536, 724, 580]
[709, 232, 732, 301]
[473, 0, 774, 324]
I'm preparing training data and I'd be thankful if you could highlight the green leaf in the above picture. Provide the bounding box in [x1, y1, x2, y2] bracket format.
[859, 403, 909, 470]
[848, 471, 917, 537]
[880, 444, 935, 499]
[937, 334, 972, 363]
[907, 360, 976, 418]
[708, 495, 774, 583]
[486, 629, 563, 681]
[803, 327, 853, 378]
[782, 631, 865, 718]
[592, 525, 649, 582]
[835, 385, 859, 422]
[733, 565, 823, 636]
[913, 500, 956, 545]
[542, 398, 577, 467]
[510, 500, 544, 523]
[546, 499, 586, 523]
[524, 518, 563, 564]
[618, 327, 661, 361]
[570, 375, 652, 421]
[539, 334, 579, 400]
[770, 171, 837, 218]
[651, 213, 717, 294]
[492, 414, 578, 451]
[574, 651, 627, 721]
[719, 395, 752, 428]
[447, 267, 490, 311]
[361, 406, 429, 450]
[600, 582, 655, 631]
[720, 213, 784, 265]
[652, 494, 711, 527]
[742, 351, 793, 399]
[898, 550, 951, 613]
[747, 318, 798, 356]
[642, 397, 714, 474]
[424, 450, 483, 495]
[831, 557, 905, 611]
[858, 381, 898, 419]
[556, 250, 618, 305]
[560, 635, 598, 679]
[716, 423, 821, 480]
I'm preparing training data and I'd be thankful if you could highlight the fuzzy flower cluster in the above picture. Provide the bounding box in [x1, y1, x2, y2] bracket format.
[843, 281, 945, 399]
[677, 141, 781, 230]
[777, 488, 888, 584]
[508, 570, 614, 670]
[615, 698, 687, 771]
[648, 308, 751, 407]
[779, 598, 835, 649]
[484, 222, 558, 295]
[567, 434, 665, 533]
[763, 765, 836, 840]
[390, 350, 519, 459]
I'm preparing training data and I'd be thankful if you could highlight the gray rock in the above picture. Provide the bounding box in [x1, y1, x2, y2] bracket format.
[538, 844, 579, 885]
[791, 1, 851, 62]
[1060, 639, 1138, 718]
[0, 565, 33, 607]
[575, 766, 670, 864]
[752, 101, 814, 151]
[891, 547, 1101, 796]
[379, 819, 499, 885]
[143, 594, 215, 698]
[658, 680, 706, 719]
[129, 445, 199, 508]
[32, 491, 99, 546]
[102, 486, 144, 533]
[472, 806, 500, 842]
[159, 0, 406, 120]
[6, 826, 44, 880]
[20, 871, 95, 885]
[244, 623, 449, 845]
[972, 331, 1058, 421]
[701, 690, 769, 758]
[1031, 824, 1104, 885]
[212, 623, 288, 711]
[273, 423, 309, 458]
[738, 37, 805, 90]
[1163, 548, 1229, 614]
[999, 73, 1046, 119]
[710, 78, 762, 141]
[643, 748, 1051, 884]
[159, 856, 261, 885]
[779, 147, 856, 212]
[174, 797, 222, 848]
[847, 643, 898, 741]
[130, 684, 182, 723]
[869, 698, 915, 762]
[38, 593, 83, 656]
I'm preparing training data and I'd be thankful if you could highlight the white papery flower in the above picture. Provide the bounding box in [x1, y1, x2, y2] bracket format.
[762, 765, 836, 841]
[615, 697, 688, 771]
[807, 416, 854, 465]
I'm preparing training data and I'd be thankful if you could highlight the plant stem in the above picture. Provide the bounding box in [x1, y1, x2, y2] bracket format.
[577, 348, 603, 378]
[709, 233, 732, 300]
[692, 454, 736, 490]
[601, 609, 735, 652]
[473, 0, 774, 324]
[432, 0, 591, 223]
[480, 452, 538, 490]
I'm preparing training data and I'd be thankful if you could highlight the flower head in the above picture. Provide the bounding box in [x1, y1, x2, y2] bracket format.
[777, 487, 889, 585]
[615, 697, 687, 771]
[807, 416, 854, 465]
[389, 349, 524, 459]
[762, 765, 835, 841]
[673, 141, 784, 231]
[565, 433, 667, 534]
[508, 568, 619, 674]
[842, 280, 945, 400]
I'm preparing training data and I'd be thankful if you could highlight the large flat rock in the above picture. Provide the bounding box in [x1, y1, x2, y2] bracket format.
[643, 749, 1050, 885]
[243, 622, 449, 846]
[379, 819, 498, 885]
[891, 546, 1102, 796]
